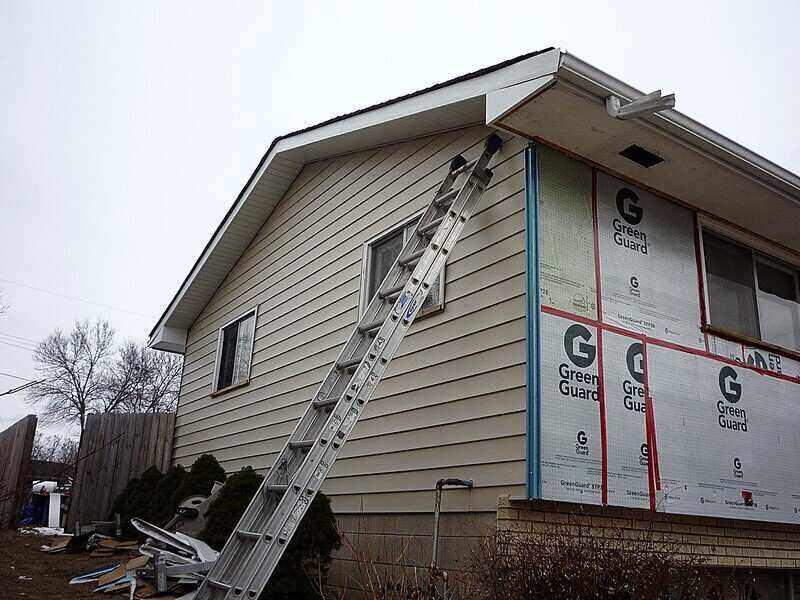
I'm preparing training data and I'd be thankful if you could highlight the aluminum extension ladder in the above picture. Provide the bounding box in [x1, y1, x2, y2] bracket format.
[195, 133, 503, 600]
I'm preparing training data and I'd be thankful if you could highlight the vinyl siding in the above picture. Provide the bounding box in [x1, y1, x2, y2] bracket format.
[173, 125, 527, 512]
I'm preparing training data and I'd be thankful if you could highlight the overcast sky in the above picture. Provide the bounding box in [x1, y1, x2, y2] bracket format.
[1, 0, 798, 435]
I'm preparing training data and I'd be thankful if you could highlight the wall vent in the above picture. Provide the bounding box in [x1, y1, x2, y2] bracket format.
[619, 144, 664, 168]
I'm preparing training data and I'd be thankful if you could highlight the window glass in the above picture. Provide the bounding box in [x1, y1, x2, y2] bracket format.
[365, 217, 443, 313]
[756, 260, 800, 350]
[216, 312, 256, 390]
[367, 229, 403, 300]
[232, 313, 256, 383]
[703, 233, 759, 339]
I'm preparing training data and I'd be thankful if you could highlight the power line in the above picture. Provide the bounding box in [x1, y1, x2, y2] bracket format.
[0, 371, 35, 382]
[0, 338, 35, 353]
[0, 379, 44, 397]
[0, 333, 37, 347]
[0, 277, 155, 320]
[0, 330, 39, 345]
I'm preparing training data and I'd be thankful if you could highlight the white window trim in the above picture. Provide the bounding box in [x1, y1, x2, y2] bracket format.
[211, 307, 258, 395]
[358, 210, 446, 318]
[699, 222, 800, 355]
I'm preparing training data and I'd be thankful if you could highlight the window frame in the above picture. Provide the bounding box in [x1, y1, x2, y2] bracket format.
[699, 219, 800, 357]
[359, 210, 446, 318]
[211, 307, 258, 395]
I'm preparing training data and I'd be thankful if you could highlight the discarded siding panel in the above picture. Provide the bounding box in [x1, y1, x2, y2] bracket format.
[68, 412, 175, 527]
[0, 414, 37, 529]
[173, 126, 528, 511]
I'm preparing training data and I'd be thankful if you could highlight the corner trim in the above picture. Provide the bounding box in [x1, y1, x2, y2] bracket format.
[525, 143, 542, 499]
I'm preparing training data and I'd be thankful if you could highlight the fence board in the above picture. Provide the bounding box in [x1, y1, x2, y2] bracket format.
[67, 413, 176, 528]
[0, 415, 37, 529]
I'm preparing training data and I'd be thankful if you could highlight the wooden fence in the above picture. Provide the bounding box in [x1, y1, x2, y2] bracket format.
[67, 412, 175, 528]
[0, 414, 37, 529]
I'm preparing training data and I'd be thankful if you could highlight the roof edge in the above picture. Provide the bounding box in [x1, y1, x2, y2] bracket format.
[148, 48, 559, 345]
[558, 52, 800, 200]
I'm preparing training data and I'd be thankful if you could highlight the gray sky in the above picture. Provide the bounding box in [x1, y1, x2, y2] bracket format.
[2, 0, 799, 435]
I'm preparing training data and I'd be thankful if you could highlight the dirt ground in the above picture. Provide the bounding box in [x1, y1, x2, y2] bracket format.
[0, 529, 118, 598]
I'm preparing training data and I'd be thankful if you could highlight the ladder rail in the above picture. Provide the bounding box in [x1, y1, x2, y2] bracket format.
[195, 133, 503, 600]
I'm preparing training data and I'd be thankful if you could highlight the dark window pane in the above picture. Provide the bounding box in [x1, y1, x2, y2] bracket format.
[756, 260, 800, 350]
[217, 322, 239, 389]
[368, 230, 403, 300]
[757, 261, 798, 302]
[703, 233, 759, 338]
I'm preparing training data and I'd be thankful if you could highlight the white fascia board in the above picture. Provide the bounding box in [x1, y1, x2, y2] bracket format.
[274, 49, 561, 156]
[485, 74, 557, 124]
[148, 49, 562, 344]
[559, 52, 800, 204]
[149, 325, 188, 354]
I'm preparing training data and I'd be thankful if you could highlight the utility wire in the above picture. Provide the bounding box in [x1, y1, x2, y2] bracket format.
[0, 334, 37, 348]
[0, 276, 155, 320]
[0, 371, 35, 382]
[0, 338, 35, 353]
[0, 379, 44, 397]
[0, 330, 39, 345]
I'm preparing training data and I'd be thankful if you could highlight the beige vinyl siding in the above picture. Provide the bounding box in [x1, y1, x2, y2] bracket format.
[172, 125, 527, 512]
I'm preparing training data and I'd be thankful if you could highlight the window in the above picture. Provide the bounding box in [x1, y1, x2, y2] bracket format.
[213, 309, 257, 392]
[361, 216, 445, 316]
[703, 231, 800, 351]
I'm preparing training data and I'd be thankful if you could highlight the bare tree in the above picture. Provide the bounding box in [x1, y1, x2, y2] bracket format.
[27, 319, 116, 435]
[109, 341, 182, 413]
[26, 319, 183, 437]
[31, 433, 79, 464]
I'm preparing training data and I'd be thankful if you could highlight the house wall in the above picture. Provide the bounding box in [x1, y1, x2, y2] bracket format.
[172, 125, 528, 514]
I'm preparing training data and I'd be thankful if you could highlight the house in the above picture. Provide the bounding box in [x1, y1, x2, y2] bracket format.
[149, 48, 800, 596]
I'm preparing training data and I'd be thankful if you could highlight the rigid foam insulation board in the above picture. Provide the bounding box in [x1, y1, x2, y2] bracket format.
[539, 310, 603, 504]
[596, 172, 705, 349]
[602, 331, 650, 509]
[650, 344, 800, 523]
[537, 146, 597, 320]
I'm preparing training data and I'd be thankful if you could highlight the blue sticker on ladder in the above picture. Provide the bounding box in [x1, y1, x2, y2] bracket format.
[404, 298, 418, 321]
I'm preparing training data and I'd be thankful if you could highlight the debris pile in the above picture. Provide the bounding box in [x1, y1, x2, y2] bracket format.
[58, 518, 218, 598]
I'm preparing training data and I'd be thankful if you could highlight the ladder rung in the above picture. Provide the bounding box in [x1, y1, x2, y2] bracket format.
[451, 158, 478, 177]
[289, 439, 315, 450]
[398, 248, 425, 267]
[383, 288, 403, 302]
[207, 578, 231, 591]
[336, 355, 364, 370]
[313, 395, 340, 408]
[264, 484, 288, 493]
[419, 216, 444, 235]
[236, 530, 261, 541]
[358, 319, 383, 334]
[434, 188, 458, 206]
[379, 281, 407, 300]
